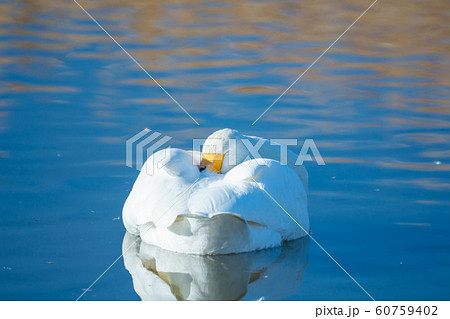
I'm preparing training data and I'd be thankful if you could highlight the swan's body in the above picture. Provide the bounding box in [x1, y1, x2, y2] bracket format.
[123, 129, 309, 254]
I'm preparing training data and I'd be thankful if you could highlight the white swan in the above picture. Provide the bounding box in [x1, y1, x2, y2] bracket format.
[123, 128, 309, 254]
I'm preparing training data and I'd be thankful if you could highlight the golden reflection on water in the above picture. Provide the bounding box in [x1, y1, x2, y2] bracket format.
[1, 0, 449, 169]
[2, 0, 448, 79]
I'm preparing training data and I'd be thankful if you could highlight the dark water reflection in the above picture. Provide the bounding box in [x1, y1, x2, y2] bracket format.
[0, 0, 449, 300]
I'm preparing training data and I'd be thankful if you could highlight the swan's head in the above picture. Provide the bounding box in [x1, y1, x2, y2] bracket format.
[199, 128, 250, 174]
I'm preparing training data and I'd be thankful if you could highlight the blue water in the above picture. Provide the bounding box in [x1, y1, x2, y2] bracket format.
[0, 0, 449, 300]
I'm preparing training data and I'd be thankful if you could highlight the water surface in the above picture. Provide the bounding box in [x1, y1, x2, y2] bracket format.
[0, 0, 449, 300]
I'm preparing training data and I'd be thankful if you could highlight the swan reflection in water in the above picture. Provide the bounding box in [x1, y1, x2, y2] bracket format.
[123, 232, 309, 300]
